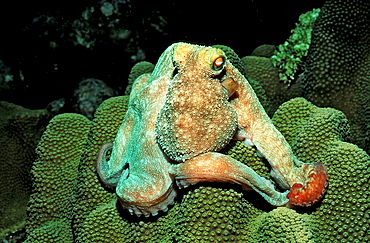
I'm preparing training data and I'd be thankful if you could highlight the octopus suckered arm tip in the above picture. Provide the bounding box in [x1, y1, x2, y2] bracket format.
[95, 42, 328, 217]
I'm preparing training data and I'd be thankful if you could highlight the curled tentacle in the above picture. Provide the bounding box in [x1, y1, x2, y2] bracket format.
[96, 142, 119, 188]
[287, 162, 328, 206]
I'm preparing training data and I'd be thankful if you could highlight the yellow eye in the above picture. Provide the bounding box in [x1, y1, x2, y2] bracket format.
[212, 56, 225, 71]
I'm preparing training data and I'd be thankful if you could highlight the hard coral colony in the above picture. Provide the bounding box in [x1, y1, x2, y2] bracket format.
[95, 42, 328, 217]
[23, 1, 370, 241]
[25, 94, 370, 242]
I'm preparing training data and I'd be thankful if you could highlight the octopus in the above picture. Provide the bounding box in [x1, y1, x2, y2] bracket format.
[96, 42, 328, 217]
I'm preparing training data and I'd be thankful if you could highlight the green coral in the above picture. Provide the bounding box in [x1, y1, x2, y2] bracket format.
[241, 55, 302, 116]
[80, 199, 138, 242]
[300, 0, 370, 153]
[176, 185, 261, 242]
[0, 101, 51, 239]
[271, 8, 320, 84]
[272, 98, 369, 242]
[251, 44, 276, 58]
[25, 113, 91, 242]
[245, 0, 370, 154]
[25, 94, 369, 242]
[252, 207, 314, 243]
[24, 220, 74, 243]
[73, 95, 130, 241]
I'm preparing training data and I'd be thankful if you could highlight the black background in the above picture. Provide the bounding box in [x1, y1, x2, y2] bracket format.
[0, 0, 325, 109]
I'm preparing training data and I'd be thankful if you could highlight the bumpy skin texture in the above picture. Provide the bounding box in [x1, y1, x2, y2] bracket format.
[156, 46, 238, 161]
[95, 42, 328, 217]
[0, 101, 51, 240]
[25, 96, 370, 242]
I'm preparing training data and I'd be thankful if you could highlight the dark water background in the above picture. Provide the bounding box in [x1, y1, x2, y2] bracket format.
[0, 0, 324, 110]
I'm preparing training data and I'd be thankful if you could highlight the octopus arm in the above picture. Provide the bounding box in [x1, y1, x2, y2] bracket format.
[115, 155, 176, 217]
[225, 61, 328, 207]
[96, 113, 135, 188]
[172, 152, 289, 206]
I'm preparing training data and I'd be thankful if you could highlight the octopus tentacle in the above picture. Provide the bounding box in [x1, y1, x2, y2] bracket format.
[117, 176, 177, 217]
[96, 142, 122, 188]
[225, 61, 328, 206]
[172, 152, 289, 206]
[287, 162, 328, 206]
[97, 43, 329, 219]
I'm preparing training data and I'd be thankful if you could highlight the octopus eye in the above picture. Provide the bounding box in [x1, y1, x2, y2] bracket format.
[212, 56, 225, 71]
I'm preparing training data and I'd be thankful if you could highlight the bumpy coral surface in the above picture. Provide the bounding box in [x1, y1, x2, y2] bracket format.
[241, 55, 302, 116]
[272, 98, 369, 242]
[251, 44, 276, 58]
[251, 207, 314, 242]
[242, 0, 370, 156]
[25, 95, 370, 242]
[25, 113, 91, 242]
[0, 101, 51, 240]
[300, 0, 370, 153]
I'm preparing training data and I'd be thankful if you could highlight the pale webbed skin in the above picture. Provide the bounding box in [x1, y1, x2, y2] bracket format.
[96, 42, 328, 217]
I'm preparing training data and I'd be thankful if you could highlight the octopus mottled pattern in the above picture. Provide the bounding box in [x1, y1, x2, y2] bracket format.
[96, 42, 328, 217]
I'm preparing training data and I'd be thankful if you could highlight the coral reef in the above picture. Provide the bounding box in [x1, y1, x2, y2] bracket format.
[24, 95, 370, 242]
[0, 101, 51, 240]
[251, 44, 276, 58]
[272, 97, 369, 242]
[240, 8, 319, 116]
[251, 207, 314, 242]
[24, 113, 91, 242]
[300, 0, 370, 153]
[241, 55, 301, 116]
[72, 95, 130, 242]
[271, 8, 320, 84]
[244, 0, 370, 155]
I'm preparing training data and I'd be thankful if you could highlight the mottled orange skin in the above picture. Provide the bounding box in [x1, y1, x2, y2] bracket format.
[96, 43, 328, 217]
[287, 163, 328, 206]
[156, 47, 237, 161]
